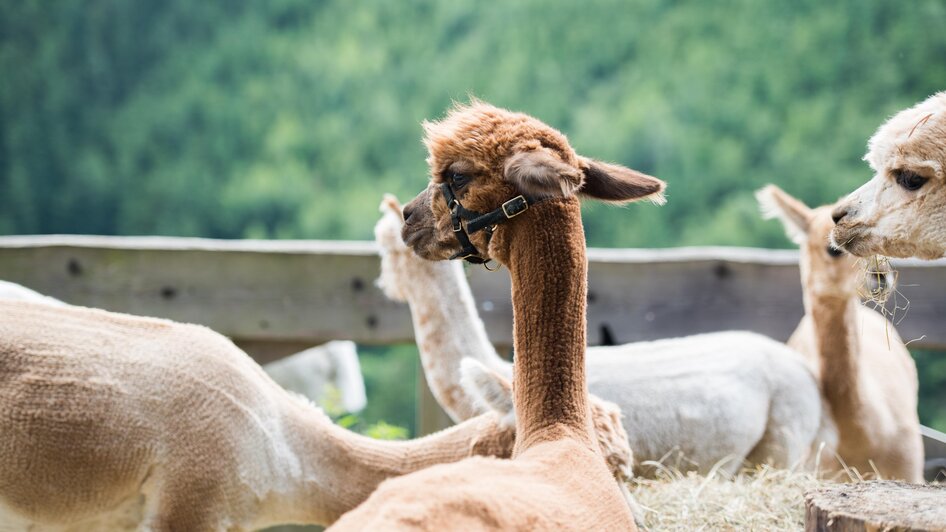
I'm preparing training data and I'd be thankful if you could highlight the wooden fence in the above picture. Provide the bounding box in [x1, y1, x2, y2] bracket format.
[2, 235, 945, 355]
[1, 235, 945, 476]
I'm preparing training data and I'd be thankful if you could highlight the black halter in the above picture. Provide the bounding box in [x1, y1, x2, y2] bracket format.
[440, 182, 531, 264]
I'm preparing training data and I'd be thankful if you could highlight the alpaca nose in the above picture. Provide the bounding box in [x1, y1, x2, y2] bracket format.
[402, 190, 428, 224]
[831, 205, 849, 224]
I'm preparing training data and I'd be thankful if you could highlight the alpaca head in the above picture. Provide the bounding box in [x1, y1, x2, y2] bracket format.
[376, 194, 439, 302]
[401, 101, 665, 262]
[459, 358, 634, 482]
[757, 185, 893, 300]
[831, 92, 946, 260]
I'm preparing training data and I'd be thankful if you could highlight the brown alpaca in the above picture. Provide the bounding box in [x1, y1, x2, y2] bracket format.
[759, 185, 923, 482]
[376, 195, 825, 477]
[330, 102, 665, 530]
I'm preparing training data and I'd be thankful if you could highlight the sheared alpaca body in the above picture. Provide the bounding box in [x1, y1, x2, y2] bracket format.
[332, 102, 667, 529]
[759, 185, 923, 482]
[832, 91, 946, 259]
[0, 280, 369, 415]
[0, 300, 527, 531]
[375, 199, 823, 475]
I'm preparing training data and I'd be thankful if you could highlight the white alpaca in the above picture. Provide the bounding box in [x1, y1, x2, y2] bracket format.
[375, 195, 825, 475]
[832, 91, 946, 259]
[759, 185, 924, 482]
[0, 280, 368, 414]
[0, 280, 67, 307]
[263, 341, 367, 413]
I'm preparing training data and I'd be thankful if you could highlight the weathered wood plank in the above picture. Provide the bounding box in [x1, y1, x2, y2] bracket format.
[467, 246, 946, 349]
[805, 481, 946, 531]
[0, 236, 944, 352]
[0, 236, 409, 348]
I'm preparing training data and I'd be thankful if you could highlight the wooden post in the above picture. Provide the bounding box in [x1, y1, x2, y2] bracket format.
[805, 481, 946, 531]
[923, 426, 946, 482]
[415, 363, 453, 436]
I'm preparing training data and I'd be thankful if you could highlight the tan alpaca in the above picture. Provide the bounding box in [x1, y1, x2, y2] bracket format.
[0, 279, 371, 414]
[375, 194, 824, 476]
[832, 91, 946, 259]
[0, 300, 509, 530]
[758, 185, 924, 482]
[0, 299, 638, 530]
[330, 101, 665, 530]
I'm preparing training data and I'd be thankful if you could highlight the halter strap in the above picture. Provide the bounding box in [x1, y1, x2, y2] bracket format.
[440, 182, 533, 264]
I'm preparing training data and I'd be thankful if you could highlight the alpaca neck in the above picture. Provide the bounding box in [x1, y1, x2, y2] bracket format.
[265, 399, 509, 526]
[493, 197, 593, 452]
[404, 260, 510, 422]
[807, 293, 867, 436]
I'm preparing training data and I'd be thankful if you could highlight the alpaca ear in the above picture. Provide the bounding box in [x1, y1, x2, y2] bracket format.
[504, 148, 584, 198]
[578, 157, 667, 205]
[755, 184, 814, 243]
[460, 358, 515, 427]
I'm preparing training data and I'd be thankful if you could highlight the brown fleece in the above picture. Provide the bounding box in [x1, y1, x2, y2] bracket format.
[490, 197, 594, 451]
[332, 101, 664, 530]
[0, 300, 523, 530]
[331, 199, 635, 531]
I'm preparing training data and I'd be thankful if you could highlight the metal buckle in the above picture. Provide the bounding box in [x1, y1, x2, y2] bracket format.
[501, 196, 528, 218]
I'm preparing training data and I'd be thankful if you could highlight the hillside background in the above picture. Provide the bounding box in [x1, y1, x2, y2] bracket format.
[2, 0, 944, 435]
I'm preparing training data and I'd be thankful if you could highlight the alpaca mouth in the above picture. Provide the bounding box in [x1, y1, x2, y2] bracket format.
[401, 225, 454, 260]
[831, 225, 872, 258]
[401, 225, 429, 252]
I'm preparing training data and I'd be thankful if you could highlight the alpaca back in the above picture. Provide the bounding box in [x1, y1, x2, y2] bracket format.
[0, 300, 297, 528]
[588, 331, 822, 472]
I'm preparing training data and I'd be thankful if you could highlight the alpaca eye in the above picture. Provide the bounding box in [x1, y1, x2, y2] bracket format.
[894, 169, 928, 191]
[449, 171, 470, 188]
[826, 245, 845, 258]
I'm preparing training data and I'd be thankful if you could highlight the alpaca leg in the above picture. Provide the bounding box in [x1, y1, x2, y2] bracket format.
[745, 409, 815, 470]
[745, 426, 796, 469]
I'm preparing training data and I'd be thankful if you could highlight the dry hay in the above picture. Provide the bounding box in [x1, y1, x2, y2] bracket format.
[629, 465, 823, 531]
[857, 255, 900, 316]
[855, 254, 932, 348]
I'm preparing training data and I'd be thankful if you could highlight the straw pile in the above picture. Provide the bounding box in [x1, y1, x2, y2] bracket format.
[629, 465, 823, 531]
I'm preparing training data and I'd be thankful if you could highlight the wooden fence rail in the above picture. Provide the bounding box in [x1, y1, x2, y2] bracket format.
[2, 235, 946, 464]
[2, 235, 945, 360]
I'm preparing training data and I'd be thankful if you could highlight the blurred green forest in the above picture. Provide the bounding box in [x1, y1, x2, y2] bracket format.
[1, 0, 944, 434]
